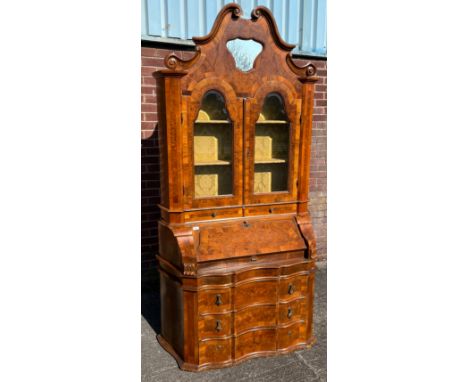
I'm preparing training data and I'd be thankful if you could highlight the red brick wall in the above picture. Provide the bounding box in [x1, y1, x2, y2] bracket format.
[141, 46, 327, 272]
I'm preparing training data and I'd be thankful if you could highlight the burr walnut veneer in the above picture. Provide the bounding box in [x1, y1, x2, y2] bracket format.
[155, 3, 319, 371]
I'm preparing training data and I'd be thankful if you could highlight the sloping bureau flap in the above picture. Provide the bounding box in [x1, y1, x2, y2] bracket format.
[196, 217, 306, 262]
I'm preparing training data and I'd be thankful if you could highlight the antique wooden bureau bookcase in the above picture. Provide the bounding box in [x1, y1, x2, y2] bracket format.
[155, 3, 319, 371]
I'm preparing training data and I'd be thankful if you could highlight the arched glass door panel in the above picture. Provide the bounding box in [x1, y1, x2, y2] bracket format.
[254, 93, 290, 193]
[193, 91, 233, 198]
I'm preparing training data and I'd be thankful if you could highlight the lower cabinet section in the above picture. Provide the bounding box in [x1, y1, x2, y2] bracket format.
[157, 259, 316, 371]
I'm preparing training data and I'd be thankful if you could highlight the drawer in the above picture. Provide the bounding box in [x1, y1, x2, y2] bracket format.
[235, 304, 276, 333]
[277, 322, 307, 350]
[235, 328, 276, 358]
[278, 298, 307, 324]
[185, 208, 242, 222]
[235, 279, 277, 309]
[278, 274, 308, 301]
[198, 289, 231, 314]
[244, 203, 297, 216]
[198, 313, 231, 339]
[199, 338, 232, 365]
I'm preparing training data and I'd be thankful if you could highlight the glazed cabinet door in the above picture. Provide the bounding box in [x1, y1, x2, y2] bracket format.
[244, 82, 301, 205]
[183, 79, 243, 209]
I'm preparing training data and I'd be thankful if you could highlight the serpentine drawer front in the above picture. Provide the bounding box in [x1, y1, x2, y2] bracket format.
[155, 3, 319, 372]
[192, 264, 314, 367]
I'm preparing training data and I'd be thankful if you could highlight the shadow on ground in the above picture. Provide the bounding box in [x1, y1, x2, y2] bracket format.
[141, 268, 161, 335]
[141, 262, 327, 382]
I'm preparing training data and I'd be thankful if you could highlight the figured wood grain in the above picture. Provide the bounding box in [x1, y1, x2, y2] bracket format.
[198, 313, 232, 339]
[235, 328, 276, 358]
[198, 288, 231, 314]
[196, 217, 306, 261]
[235, 304, 276, 333]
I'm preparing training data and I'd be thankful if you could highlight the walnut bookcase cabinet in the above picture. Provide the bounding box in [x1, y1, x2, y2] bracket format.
[155, 3, 319, 371]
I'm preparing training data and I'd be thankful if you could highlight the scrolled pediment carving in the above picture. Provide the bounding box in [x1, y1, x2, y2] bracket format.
[164, 47, 201, 71]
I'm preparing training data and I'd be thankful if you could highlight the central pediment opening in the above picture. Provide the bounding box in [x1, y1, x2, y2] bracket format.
[226, 38, 263, 72]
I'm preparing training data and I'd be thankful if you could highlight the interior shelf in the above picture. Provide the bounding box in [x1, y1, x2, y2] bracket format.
[256, 120, 288, 124]
[254, 158, 287, 164]
[195, 120, 231, 124]
[194, 160, 231, 166]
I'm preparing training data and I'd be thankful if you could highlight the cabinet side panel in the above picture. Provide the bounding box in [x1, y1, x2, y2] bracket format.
[183, 288, 199, 364]
[156, 76, 169, 208]
[298, 82, 315, 213]
[306, 270, 316, 341]
[160, 271, 184, 358]
[158, 222, 183, 269]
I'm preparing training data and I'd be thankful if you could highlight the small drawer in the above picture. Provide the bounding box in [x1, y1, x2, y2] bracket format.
[235, 304, 276, 333]
[278, 298, 307, 324]
[198, 289, 231, 314]
[235, 328, 276, 358]
[278, 275, 308, 301]
[235, 279, 277, 309]
[185, 208, 242, 222]
[277, 322, 307, 350]
[198, 314, 231, 339]
[199, 338, 232, 365]
[244, 203, 297, 217]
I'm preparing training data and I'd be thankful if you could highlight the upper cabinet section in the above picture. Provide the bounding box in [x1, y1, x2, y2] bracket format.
[156, 3, 318, 216]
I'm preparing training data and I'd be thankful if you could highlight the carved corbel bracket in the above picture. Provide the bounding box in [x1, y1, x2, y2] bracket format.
[172, 226, 198, 276]
[295, 213, 317, 261]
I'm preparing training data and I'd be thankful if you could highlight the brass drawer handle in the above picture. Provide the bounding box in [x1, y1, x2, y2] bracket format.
[211, 212, 217, 218]
[287, 307, 293, 318]
[215, 294, 222, 306]
[268, 207, 273, 213]
[288, 284, 295, 295]
[215, 320, 222, 332]
[243, 221, 250, 228]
